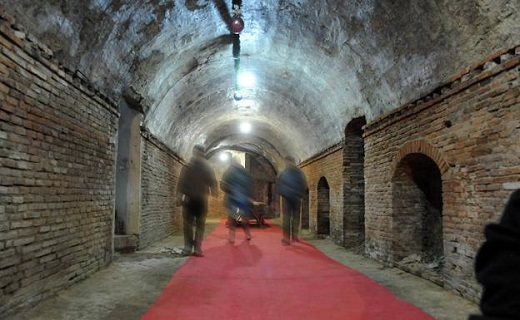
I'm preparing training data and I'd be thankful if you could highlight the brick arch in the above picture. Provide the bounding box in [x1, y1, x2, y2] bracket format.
[391, 141, 445, 271]
[391, 140, 450, 176]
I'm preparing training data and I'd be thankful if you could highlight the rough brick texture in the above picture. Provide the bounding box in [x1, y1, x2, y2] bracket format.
[0, 24, 118, 316]
[363, 46, 520, 301]
[296, 47, 519, 302]
[139, 132, 183, 248]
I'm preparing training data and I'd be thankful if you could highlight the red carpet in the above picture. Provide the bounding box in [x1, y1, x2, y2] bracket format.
[142, 221, 434, 320]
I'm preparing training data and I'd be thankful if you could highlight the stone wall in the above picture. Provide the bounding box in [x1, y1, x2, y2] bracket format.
[0, 18, 118, 316]
[363, 46, 520, 301]
[300, 145, 344, 245]
[139, 132, 183, 248]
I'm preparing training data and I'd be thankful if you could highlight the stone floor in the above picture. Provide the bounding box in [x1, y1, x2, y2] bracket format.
[5, 219, 480, 320]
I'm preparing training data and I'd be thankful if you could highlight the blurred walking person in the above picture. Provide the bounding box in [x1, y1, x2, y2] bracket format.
[469, 189, 520, 320]
[176, 145, 218, 257]
[276, 156, 308, 245]
[221, 156, 254, 243]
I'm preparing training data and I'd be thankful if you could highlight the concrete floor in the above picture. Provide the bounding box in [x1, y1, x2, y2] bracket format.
[6, 219, 480, 320]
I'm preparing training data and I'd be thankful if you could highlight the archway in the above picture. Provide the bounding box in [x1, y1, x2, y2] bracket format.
[317, 178, 330, 235]
[301, 189, 310, 229]
[343, 116, 366, 248]
[392, 153, 444, 281]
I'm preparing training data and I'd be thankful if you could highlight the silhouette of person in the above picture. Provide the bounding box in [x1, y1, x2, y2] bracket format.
[276, 156, 308, 245]
[176, 145, 218, 257]
[469, 189, 520, 319]
[221, 156, 254, 243]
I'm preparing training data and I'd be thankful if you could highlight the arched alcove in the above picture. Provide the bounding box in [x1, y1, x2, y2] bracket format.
[343, 116, 366, 248]
[317, 177, 331, 235]
[392, 153, 444, 282]
[301, 188, 310, 229]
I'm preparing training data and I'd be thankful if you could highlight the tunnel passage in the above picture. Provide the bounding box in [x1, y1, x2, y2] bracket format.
[392, 153, 444, 280]
[317, 177, 331, 235]
[0, 0, 519, 314]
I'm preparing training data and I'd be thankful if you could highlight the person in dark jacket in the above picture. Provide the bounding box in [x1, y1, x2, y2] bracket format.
[221, 156, 254, 243]
[176, 145, 218, 257]
[468, 189, 520, 320]
[276, 156, 308, 245]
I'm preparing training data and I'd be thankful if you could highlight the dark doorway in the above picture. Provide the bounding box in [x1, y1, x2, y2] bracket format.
[343, 116, 366, 248]
[392, 153, 444, 282]
[301, 188, 309, 229]
[317, 177, 330, 235]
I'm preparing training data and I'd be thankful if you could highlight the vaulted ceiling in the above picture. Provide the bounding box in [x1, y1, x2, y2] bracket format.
[3, 0, 519, 166]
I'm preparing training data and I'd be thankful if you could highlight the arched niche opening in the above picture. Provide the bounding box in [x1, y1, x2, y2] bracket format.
[343, 116, 366, 248]
[301, 188, 310, 229]
[392, 153, 444, 284]
[317, 177, 330, 235]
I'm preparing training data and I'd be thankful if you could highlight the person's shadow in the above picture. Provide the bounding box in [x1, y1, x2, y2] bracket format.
[201, 238, 263, 277]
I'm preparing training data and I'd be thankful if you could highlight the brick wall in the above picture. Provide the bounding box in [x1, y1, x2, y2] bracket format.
[0, 18, 118, 316]
[139, 132, 183, 248]
[300, 145, 344, 245]
[364, 46, 520, 301]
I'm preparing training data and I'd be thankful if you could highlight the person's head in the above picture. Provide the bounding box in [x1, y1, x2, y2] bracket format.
[284, 155, 296, 167]
[230, 156, 242, 167]
[192, 145, 205, 159]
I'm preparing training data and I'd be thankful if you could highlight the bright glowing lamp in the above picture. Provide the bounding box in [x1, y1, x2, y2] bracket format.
[237, 71, 256, 88]
[239, 122, 252, 134]
[219, 152, 230, 162]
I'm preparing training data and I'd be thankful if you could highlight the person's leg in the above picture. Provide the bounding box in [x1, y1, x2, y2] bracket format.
[194, 201, 207, 255]
[228, 204, 237, 243]
[243, 219, 251, 240]
[237, 202, 252, 240]
[291, 199, 301, 242]
[282, 197, 291, 245]
[193, 199, 207, 256]
[183, 203, 195, 254]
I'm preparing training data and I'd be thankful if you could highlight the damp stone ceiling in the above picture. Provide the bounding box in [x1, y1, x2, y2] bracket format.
[2, 0, 519, 163]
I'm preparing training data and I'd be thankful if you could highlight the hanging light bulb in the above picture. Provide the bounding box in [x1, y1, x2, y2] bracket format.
[230, 16, 244, 34]
[230, 4, 244, 34]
